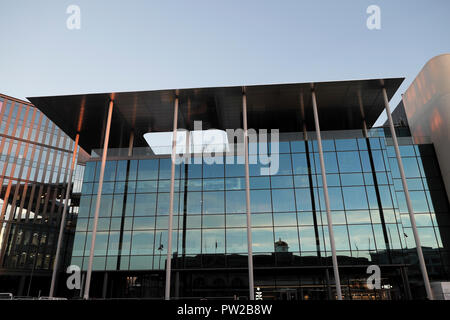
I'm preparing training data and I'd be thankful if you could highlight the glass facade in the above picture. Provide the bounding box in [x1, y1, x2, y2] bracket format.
[0, 94, 83, 296]
[71, 128, 450, 299]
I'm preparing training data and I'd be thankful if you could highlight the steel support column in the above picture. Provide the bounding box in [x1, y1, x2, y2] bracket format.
[84, 100, 114, 299]
[357, 91, 369, 138]
[243, 88, 255, 300]
[128, 131, 134, 157]
[311, 87, 342, 300]
[165, 95, 179, 300]
[382, 86, 433, 300]
[49, 133, 79, 297]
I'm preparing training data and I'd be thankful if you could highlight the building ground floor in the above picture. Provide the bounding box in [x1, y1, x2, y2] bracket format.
[60, 263, 432, 300]
[0, 270, 51, 297]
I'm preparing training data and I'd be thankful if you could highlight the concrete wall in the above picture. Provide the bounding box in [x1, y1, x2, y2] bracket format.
[403, 54, 450, 201]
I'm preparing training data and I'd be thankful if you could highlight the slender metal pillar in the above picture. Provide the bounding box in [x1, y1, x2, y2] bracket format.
[357, 91, 369, 138]
[311, 87, 342, 300]
[84, 100, 114, 299]
[49, 133, 79, 297]
[360, 91, 393, 263]
[243, 88, 255, 300]
[301, 91, 331, 298]
[128, 131, 134, 157]
[382, 87, 433, 300]
[165, 95, 179, 300]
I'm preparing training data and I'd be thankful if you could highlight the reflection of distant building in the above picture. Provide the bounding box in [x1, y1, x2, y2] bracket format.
[275, 238, 289, 253]
[370, 247, 443, 278]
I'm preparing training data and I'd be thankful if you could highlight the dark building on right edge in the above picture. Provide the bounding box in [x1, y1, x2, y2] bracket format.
[28, 55, 450, 300]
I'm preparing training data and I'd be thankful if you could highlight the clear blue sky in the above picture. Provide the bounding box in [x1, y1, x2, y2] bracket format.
[1, 0, 449, 125]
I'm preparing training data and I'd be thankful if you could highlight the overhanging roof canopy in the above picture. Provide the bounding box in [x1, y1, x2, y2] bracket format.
[28, 78, 403, 153]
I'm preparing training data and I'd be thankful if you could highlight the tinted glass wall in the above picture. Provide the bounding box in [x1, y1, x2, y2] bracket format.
[71, 129, 450, 299]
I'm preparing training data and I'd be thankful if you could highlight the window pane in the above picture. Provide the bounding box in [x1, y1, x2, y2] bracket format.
[226, 228, 247, 253]
[273, 212, 297, 226]
[159, 158, 178, 179]
[131, 231, 154, 255]
[402, 158, 421, 178]
[203, 215, 225, 228]
[112, 194, 124, 217]
[342, 187, 368, 210]
[322, 153, 338, 174]
[272, 189, 295, 212]
[203, 162, 224, 178]
[187, 192, 202, 214]
[129, 256, 153, 270]
[133, 217, 155, 230]
[116, 160, 128, 181]
[291, 141, 305, 153]
[252, 228, 274, 252]
[252, 213, 273, 227]
[99, 195, 113, 217]
[328, 187, 344, 210]
[136, 180, 158, 193]
[94, 232, 109, 256]
[134, 193, 157, 216]
[340, 173, 364, 186]
[337, 152, 362, 173]
[203, 191, 225, 214]
[157, 193, 170, 214]
[202, 229, 225, 253]
[78, 196, 92, 218]
[295, 189, 312, 211]
[299, 226, 317, 252]
[274, 227, 299, 252]
[335, 139, 357, 151]
[271, 176, 293, 189]
[84, 162, 96, 182]
[226, 214, 246, 228]
[298, 212, 314, 225]
[225, 157, 245, 177]
[251, 190, 272, 213]
[275, 154, 292, 175]
[186, 230, 201, 254]
[226, 191, 246, 213]
[292, 153, 308, 175]
[72, 232, 86, 256]
[104, 161, 117, 181]
[138, 159, 158, 180]
[250, 177, 270, 189]
[346, 210, 371, 224]
[293, 175, 309, 188]
[203, 178, 224, 191]
[333, 225, 350, 250]
[372, 150, 386, 172]
[348, 225, 374, 251]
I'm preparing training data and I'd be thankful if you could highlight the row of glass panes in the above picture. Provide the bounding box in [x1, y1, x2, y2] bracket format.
[81, 172, 395, 196]
[0, 139, 73, 165]
[400, 212, 438, 228]
[387, 156, 429, 179]
[1, 101, 53, 132]
[72, 223, 402, 257]
[83, 150, 392, 183]
[75, 210, 400, 232]
[0, 106, 73, 150]
[395, 189, 436, 214]
[71, 249, 394, 271]
[251, 137, 386, 153]
[78, 185, 399, 218]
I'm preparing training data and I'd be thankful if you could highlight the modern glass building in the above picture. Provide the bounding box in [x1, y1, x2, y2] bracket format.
[0, 93, 84, 296]
[28, 76, 450, 300]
